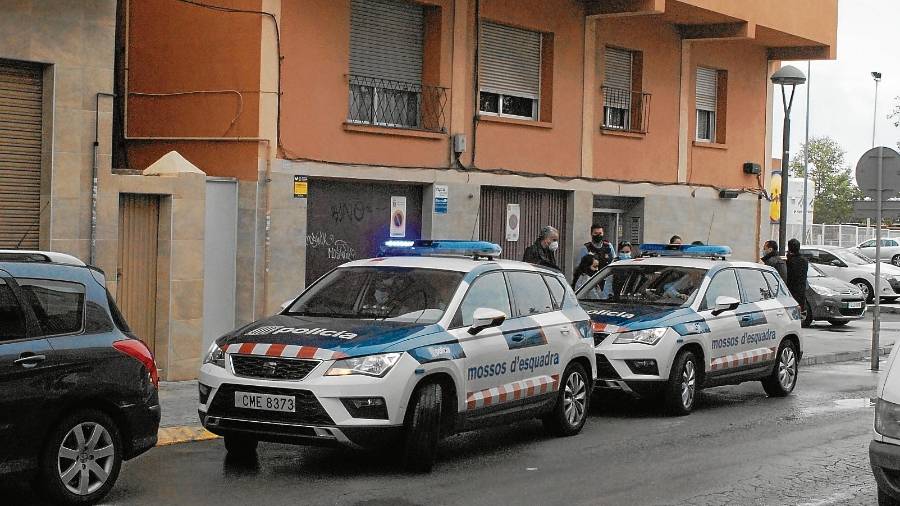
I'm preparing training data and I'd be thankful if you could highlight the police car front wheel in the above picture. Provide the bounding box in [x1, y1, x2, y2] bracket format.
[543, 362, 590, 436]
[664, 351, 700, 416]
[762, 340, 798, 397]
[401, 382, 443, 473]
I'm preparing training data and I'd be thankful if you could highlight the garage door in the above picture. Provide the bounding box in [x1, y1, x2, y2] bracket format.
[480, 187, 568, 270]
[306, 180, 422, 283]
[0, 60, 42, 249]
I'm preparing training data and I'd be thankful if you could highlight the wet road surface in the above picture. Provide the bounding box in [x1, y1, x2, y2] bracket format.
[1, 360, 886, 505]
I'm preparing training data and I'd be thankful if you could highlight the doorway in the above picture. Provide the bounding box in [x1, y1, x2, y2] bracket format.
[117, 194, 160, 354]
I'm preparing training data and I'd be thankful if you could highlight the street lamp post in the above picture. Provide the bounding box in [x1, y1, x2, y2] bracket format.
[873, 72, 882, 148]
[771, 65, 807, 255]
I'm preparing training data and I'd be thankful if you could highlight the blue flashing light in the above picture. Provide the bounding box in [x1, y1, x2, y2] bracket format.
[639, 243, 732, 258]
[379, 240, 502, 259]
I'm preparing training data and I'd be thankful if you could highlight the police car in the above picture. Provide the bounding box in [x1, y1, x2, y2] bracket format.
[575, 244, 803, 415]
[199, 240, 595, 471]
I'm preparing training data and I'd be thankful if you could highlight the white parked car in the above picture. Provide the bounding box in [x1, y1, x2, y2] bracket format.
[858, 238, 900, 266]
[871, 346, 900, 505]
[800, 246, 900, 303]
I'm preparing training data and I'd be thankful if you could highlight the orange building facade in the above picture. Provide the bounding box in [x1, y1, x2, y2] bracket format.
[0, 0, 837, 379]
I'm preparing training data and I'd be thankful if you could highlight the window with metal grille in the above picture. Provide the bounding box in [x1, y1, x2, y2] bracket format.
[603, 47, 632, 129]
[478, 22, 542, 120]
[696, 67, 718, 142]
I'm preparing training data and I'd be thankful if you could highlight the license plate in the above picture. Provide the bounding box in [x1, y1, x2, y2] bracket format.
[234, 392, 295, 413]
[848, 301, 863, 309]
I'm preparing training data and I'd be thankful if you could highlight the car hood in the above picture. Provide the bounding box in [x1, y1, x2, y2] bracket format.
[808, 276, 862, 294]
[850, 262, 900, 277]
[579, 301, 697, 331]
[216, 314, 442, 359]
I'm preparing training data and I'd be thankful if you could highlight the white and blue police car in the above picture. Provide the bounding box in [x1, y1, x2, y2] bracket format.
[576, 244, 803, 415]
[199, 240, 595, 471]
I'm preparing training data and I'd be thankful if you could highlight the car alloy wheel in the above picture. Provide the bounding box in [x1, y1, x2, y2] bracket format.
[681, 360, 696, 409]
[778, 346, 797, 391]
[563, 370, 587, 426]
[856, 282, 871, 299]
[57, 422, 115, 496]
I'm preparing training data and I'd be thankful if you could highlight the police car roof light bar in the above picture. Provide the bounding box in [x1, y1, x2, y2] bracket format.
[380, 240, 503, 260]
[639, 243, 732, 259]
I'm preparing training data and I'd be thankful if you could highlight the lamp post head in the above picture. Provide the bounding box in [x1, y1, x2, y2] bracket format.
[771, 65, 807, 87]
[873, 71, 883, 82]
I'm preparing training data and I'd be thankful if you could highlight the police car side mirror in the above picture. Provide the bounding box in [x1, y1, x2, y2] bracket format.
[469, 308, 507, 335]
[712, 296, 740, 316]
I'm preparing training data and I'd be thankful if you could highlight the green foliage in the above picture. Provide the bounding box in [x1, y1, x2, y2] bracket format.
[789, 136, 864, 224]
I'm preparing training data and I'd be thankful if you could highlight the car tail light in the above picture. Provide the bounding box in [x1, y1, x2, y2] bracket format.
[113, 339, 159, 388]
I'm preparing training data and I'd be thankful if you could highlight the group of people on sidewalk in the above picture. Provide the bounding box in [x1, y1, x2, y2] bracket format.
[522, 224, 810, 309]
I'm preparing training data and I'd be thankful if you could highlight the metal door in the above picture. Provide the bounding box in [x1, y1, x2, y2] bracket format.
[305, 180, 423, 283]
[202, 179, 238, 353]
[117, 194, 160, 354]
[0, 60, 43, 248]
[479, 187, 568, 270]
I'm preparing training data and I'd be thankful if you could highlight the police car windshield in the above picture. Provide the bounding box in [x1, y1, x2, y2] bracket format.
[285, 266, 463, 324]
[577, 264, 707, 307]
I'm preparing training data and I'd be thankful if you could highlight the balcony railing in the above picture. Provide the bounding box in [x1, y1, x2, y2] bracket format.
[601, 86, 651, 134]
[347, 75, 448, 133]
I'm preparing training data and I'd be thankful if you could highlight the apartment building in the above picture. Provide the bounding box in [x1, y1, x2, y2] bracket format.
[0, 0, 837, 379]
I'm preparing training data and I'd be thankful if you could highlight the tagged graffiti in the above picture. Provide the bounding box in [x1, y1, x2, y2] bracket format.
[331, 201, 372, 223]
[328, 240, 356, 261]
[307, 232, 356, 261]
[306, 231, 334, 249]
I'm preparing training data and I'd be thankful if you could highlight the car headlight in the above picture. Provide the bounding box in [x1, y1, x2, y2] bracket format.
[876, 398, 900, 439]
[613, 328, 668, 346]
[203, 343, 226, 368]
[810, 284, 838, 297]
[325, 352, 402, 377]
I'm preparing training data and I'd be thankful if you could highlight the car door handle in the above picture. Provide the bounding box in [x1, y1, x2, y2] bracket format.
[560, 328, 571, 335]
[510, 334, 525, 342]
[14, 354, 46, 368]
[740, 315, 752, 321]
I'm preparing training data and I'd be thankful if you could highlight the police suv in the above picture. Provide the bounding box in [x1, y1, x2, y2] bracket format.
[199, 241, 595, 471]
[576, 244, 803, 415]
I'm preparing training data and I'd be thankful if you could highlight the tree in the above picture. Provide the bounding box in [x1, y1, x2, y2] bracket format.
[789, 136, 864, 224]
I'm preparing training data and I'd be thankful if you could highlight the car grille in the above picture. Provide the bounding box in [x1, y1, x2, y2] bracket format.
[231, 355, 319, 381]
[596, 354, 621, 380]
[207, 384, 334, 426]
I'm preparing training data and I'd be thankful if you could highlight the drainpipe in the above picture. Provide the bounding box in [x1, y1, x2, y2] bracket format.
[91, 92, 116, 266]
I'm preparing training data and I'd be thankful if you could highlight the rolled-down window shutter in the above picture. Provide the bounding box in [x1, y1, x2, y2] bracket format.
[480, 22, 542, 98]
[350, 0, 424, 84]
[696, 67, 718, 112]
[604, 47, 632, 92]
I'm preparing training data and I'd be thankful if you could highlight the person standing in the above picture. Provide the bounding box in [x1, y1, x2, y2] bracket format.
[577, 224, 615, 268]
[785, 238, 808, 308]
[761, 240, 787, 280]
[616, 241, 633, 261]
[523, 225, 561, 271]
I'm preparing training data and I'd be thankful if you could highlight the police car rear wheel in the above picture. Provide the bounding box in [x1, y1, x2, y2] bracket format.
[401, 382, 442, 473]
[223, 434, 258, 458]
[543, 362, 589, 436]
[762, 340, 798, 397]
[664, 351, 699, 416]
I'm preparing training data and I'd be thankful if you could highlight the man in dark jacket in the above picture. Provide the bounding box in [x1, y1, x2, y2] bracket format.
[523, 225, 561, 271]
[761, 240, 787, 280]
[785, 238, 808, 308]
[577, 224, 615, 268]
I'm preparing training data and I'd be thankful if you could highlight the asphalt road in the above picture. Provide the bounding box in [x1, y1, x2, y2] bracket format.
[2, 360, 888, 506]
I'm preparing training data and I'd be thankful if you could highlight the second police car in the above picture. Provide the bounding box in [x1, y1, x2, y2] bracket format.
[576, 244, 803, 415]
[199, 241, 595, 471]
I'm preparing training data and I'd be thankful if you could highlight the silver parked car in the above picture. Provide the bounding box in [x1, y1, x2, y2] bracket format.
[802, 263, 866, 327]
[857, 238, 900, 266]
[800, 246, 900, 303]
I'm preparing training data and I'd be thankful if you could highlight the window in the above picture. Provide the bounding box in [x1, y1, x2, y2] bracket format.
[764, 271, 787, 299]
[16, 278, 85, 336]
[738, 269, 773, 303]
[696, 67, 726, 142]
[602, 47, 644, 132]
[579, 264, 706, 307]
[861, 240, 875, 248]
[507, 272, 554, 316]
[479, 22, 543, 120]
[701, 269, 741, 311]
[0, 279, 26, 341]
[543, 274, 569, 309]
[456, 272, 511, 327]
[802, 249, 840, 266]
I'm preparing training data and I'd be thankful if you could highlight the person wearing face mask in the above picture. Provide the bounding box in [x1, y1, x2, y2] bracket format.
[572, 253, 600, 290]
[577, 224, 615, 268]
[523, 225, 561, 271]
[761, 240, 787, 280]
[616, 241, 633, 261]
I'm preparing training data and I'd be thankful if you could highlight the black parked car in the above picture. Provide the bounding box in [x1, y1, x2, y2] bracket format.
[0, 251, 160, 504]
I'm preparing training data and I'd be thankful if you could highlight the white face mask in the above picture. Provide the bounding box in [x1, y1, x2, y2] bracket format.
[548, 240, 560, 252]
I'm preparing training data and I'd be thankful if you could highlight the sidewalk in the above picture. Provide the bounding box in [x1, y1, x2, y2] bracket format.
[155, 321, 897, 446]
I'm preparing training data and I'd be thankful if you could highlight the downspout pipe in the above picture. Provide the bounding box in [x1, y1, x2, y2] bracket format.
[91, 92, 116, 266]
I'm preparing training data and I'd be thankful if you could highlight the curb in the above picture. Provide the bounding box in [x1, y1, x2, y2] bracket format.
[800, 345, 893, 367]
[879, 305, 900, 315]
[157, 425, 219, 446]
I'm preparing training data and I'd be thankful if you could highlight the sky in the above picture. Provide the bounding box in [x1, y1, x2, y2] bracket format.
[771, 0, 900, 177]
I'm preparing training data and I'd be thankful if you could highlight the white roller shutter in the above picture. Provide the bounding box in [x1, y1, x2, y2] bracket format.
[604, 47, 632, 91]
[479, 22, 542, 98]
[350, 0, 424, 84]
[696, 67, 718, 112]
[0, 60, 42, 249]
